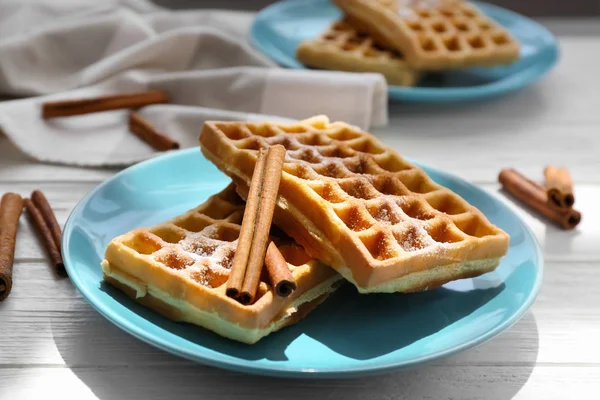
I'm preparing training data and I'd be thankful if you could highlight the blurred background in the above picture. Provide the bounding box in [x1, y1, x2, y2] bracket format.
[154, 0, 600, 16]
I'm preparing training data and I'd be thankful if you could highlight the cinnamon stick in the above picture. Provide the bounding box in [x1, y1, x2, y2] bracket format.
[129, 112, 180, 151]
[24, 199, 66, 276]
[226, 149, 268, 299]
[544, 165, 574, 209]
[265, 241, 296, 298]
[42, 90, 168, 119]
[498, 169, 581, 230]
[239, 145, 286, 305]
[31, 190, 61, 252]
[0, 193, 23, 301]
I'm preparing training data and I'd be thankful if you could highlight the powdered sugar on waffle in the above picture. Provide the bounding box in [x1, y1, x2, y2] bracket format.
[396, 0, 442, 19]
[180, 234, 218, 258]
[397, 9, 418, 20]
[188, 261, 211, 287]
[198, 224, 220, 239]
[398, 0, 441, 8]
[399, 224, 434, 252]
[370, 199, 403, 225]
[373, 205, 392, 224]
[176, 226, 239, 286]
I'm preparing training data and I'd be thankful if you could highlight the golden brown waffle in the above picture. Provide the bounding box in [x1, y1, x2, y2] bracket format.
[333, 0, 520, 69]
[101, 184, 342, 344]
[199, 116, 510, 293]
[296, 20, 422, 87]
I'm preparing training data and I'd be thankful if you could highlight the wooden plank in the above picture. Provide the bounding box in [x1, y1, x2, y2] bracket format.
[0, 182, 97, 207]
[0, 366, 599, 400]
[378, 123, 599, 186]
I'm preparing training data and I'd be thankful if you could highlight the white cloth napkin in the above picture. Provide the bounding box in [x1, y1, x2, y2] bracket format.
[0, 1, 388, 166]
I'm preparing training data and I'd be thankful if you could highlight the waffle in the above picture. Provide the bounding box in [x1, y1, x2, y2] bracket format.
[101, 184, 342, 344]
[333, 0, 520, 69]
[199, 116, 510, 293]
[296, 20, 422, 87]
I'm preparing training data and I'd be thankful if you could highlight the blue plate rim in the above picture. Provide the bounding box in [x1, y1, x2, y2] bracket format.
[62, 147, 544, 378]
[249, 0, 560, 102]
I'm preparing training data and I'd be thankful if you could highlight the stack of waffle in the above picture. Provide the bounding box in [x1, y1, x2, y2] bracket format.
[102, 115, 510, 344]
[297, 0, 521, 86]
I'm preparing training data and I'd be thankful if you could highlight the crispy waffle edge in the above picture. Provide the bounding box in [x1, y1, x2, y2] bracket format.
[102, 260, 343, 344]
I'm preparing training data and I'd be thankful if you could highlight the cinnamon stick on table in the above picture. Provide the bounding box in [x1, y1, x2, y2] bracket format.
[498, 169, 581, 230]
[0, 193, 23, 301]
[128, 112, 180, 151]
[239, 145, 287, 305]
[226, 149, 268, 300]
[265, 242, 297, 298]
[42, 90, 169, 119]
[544, 165, 575, 209]
[24, 198, 66, 276]
[31, 190, 62, 251]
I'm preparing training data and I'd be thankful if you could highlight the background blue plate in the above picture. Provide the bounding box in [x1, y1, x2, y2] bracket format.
[250, 0, 559, 102]
[63, 148, 542, 378]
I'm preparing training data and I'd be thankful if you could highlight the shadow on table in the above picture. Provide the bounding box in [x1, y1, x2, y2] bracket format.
[53, 280, 539, 399]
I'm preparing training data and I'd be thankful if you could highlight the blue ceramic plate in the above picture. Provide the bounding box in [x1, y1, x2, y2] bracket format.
[250, 0, 559, 102]
[63, 148, 542, 378]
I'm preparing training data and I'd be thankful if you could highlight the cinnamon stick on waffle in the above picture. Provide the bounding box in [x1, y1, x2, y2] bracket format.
[226, 149, 268, 299]
[226, 145, 288, 305]
[31, 190, 62, 251]
[544, 165, 575, 209]
[42, 90, 168, 119]
[265, 242, 297, 297]
[24, 196, 66, 276]
[239, 145, 287, 305]
[499, 169, 581, 230]
[129, 112, 180, 151]
[0, 193, 23, 301]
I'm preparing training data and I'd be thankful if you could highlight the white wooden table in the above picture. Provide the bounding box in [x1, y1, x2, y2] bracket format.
[1, 19, 599, 400]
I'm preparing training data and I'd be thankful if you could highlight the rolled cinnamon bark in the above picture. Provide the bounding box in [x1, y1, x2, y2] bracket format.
[24, 199, 66, 276]
[128, 112, 180, 151]
[0, 193, 23, 301]
[239, 145, 286, 305]
[31, 190, 62, 251]
[226, 149, 267, 300]
[265, 242, 297, 298]
[499, 169, 581, 230]
[42, 91, 168, 119]
[544, 165, 575, 209]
